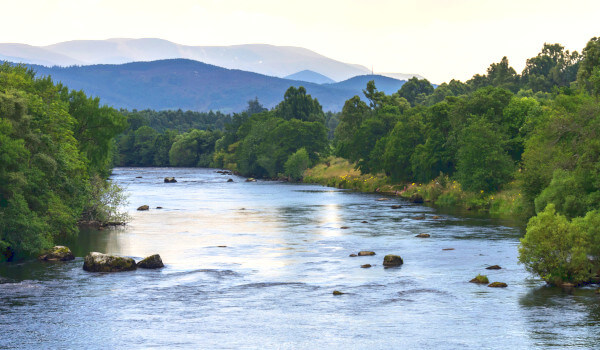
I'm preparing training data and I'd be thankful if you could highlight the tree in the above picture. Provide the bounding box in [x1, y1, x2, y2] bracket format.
[274, 86, 325, 123]
[398, 77, 434, 106]
[519, 204, 592, 285]
[577, 37, 600, 95]
[456, 117, 514, 193]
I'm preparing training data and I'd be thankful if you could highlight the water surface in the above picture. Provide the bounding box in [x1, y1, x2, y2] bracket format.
[1, 167, 599, 349]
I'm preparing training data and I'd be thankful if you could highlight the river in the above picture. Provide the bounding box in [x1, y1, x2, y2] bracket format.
[1, 167, 599, 349]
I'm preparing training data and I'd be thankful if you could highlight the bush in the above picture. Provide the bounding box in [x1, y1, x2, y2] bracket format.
[518, 204, 591, 285]
[284, 148, 310, 181]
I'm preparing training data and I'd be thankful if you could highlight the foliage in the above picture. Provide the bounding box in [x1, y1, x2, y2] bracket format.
[518, 204, 592, 285]
[0, 63, 126, 260]
[284, 148, 310, 181]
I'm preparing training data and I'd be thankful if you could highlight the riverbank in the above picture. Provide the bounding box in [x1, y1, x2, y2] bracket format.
[303, 157, 531, 219]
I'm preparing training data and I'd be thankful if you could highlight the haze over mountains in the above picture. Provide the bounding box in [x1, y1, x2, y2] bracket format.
[29, 59, 407, 112]
[0, 38, 423, 83]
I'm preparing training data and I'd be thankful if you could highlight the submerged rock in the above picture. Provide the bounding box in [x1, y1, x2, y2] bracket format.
[164, 177, 177, 183]
[361, 220, 369, 223]
[383, 254, 403, 267]
[361, 264, 372, 268]
[442, 248, 455, 251]
[227, 178, 234, 182]
[432, 215, 442, 219]
[488, 282, 508, 288]
[245, 178, 256, 182]
[486, 265, 502, 270]
[391, 205, 402, 209]
[358, 251, 376, 256]
[376, 197, 391, 201]
[38, 246, 74, 261]
[413, 216, 426, 220]
[137, 205, 149, 211]
[332, 290, 344, 295]
[349, 254, 358, 257]
[137, 254, 164, 269]
[415, 233, 430, 238]
[340, 226, 350, 229]
[83, 252, 137, 272]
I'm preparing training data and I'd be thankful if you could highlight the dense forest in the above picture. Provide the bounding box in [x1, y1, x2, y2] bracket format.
[0, 63, 127, 261]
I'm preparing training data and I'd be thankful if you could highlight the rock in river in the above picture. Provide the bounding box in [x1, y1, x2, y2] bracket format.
[486, 265, 502, 270]
[38, 246, 74, 261]
[137, 205, 149, 211]
[488, 282, 508, 288]
[358, 251, 376, 256]
[164, 177, 177, 183]
[137, 254, 164, 269]
[415, 233, 430, 238]
[383, 254, 403, 267]
[83, 252, 137, 272]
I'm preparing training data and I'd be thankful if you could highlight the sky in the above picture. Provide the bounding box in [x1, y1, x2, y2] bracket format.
[2, 0, 600, 83]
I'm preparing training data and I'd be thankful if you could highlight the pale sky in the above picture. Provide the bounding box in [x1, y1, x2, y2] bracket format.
[2, 0, 599, 83]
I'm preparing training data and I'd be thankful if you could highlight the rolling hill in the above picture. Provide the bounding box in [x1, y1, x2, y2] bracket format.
[28, 59, 406, 112]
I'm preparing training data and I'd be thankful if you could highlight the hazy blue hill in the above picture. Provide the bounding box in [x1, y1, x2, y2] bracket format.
[29, 59, 407, 112]
[284, 70, 336, 84]
[328, 74, 406, 95]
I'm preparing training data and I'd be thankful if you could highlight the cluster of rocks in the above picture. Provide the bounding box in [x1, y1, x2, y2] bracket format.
[469, 265, 507, 288]
[83, 252, 164, 272]
[36, 246, 164, 272]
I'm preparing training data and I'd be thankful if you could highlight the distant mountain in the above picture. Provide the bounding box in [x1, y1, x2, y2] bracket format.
[327, 74, 408, 95]
[0, 38, 422, 82]
[28, 59, 406, 113]
[284, 70, 335, 84]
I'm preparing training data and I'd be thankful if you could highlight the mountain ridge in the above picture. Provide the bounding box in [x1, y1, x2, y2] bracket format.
[27, 58, 406, 112]
[0, 38, 423, 82]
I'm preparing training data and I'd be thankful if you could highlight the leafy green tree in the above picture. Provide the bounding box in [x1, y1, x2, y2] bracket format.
[274, 86, 325, 123]
[456, 117, 514, 192]
[521, 43, 580, 92]
[577, 37, 600, 95]
[169, 129, 221, 167]
[398, 77, 434, 106]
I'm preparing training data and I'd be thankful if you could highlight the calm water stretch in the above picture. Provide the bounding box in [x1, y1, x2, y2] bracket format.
[1, 168, 599, 349]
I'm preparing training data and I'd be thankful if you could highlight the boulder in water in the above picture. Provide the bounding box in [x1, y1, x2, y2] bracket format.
[488, 282, 508, 288]
[227, 178, 234, 182]
[415, 233, 430, 238]
[164, 177, 177, 183]
[486, 265, 502, 270]
[383, 254, 403, 267]
[38, 246, 74, 261]
[137, 205, 149, 211]
[83, 252, 137, 272]
[358, 251, 375, 256]
[245, 178, 256, 182]
[137, 254, 164, 269]
[332, 290, 344, 295]
[391, 205, 402, 209]
[361, 264, 372, 268]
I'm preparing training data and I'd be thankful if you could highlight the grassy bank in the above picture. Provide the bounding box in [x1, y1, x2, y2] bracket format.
[303, 157, 530, 219]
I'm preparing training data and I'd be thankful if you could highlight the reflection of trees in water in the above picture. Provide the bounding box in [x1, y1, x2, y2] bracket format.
[59, 226, 120, 257]
[519, 284, 600, 347]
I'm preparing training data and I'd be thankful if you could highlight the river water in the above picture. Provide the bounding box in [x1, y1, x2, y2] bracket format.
[1, 167, 599, 349]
